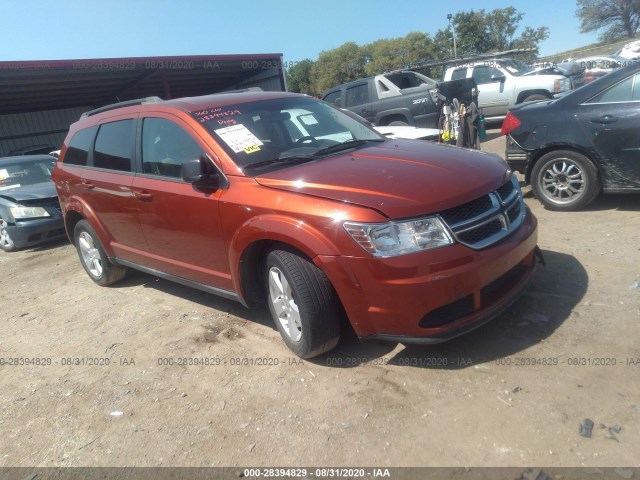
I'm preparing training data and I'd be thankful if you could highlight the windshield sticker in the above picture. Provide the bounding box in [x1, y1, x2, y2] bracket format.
[215, 124, 264, 153]
[0, 169, 8, 180]
[299, 114, 319, 125]
[243, 145, 261, 154]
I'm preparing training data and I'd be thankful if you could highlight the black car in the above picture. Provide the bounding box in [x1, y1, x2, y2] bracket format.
[502, 61, 640, 211]
[0, 155, 65, 251]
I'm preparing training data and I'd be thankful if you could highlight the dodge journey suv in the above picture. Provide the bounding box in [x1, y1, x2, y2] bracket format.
[52, 91, 539, 358]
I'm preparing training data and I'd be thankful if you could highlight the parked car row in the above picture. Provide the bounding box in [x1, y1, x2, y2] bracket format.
[502, 60, 640, 211]
[322, 58, 586, 127]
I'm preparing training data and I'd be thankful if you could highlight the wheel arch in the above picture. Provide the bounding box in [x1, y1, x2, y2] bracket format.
[516, 90, 552, 104]
[229, 215, 342, 308]
[63, 197, 114, 255]
[376, 109, 412, 126]
[525, 145, 602, 186]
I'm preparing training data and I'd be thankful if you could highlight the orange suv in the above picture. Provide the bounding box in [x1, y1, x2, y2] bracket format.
[52, 91, 539, 358]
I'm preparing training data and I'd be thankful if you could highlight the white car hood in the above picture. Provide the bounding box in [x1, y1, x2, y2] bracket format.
[374, 125, 439, 140]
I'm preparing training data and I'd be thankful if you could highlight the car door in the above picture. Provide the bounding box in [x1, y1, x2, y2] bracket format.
[74, 117, 149, 262]
[576, 71, 640, 189]
[473, 65, 511, 117]
[131, 114, 232, 291]
[345, 82, 373, 122]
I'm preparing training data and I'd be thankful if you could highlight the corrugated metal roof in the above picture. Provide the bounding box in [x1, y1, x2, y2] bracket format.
[0, 54, 285, 114]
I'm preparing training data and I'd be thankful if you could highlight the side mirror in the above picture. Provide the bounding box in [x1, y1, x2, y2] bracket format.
[181, 156, 221, 189]
[491, 73, 506, 83]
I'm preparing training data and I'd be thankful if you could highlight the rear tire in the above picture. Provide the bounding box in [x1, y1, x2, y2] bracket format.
[531, 150, 600, 211]
[0, 219, 16, 252]
[74, 220, 126, 286]
[265, 249, 341, 358]
[388, 120, 408, 126]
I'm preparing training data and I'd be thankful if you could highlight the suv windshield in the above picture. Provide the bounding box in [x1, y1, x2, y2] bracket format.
[499, 59, 533, 76]
[0, 158, 55, 190]
[191, 97, 385, 171]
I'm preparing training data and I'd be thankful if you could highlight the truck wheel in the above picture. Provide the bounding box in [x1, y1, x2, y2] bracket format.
[0, 219, 16, 252]
[531, 150, 600, 211]
[522, 94, 549, 103]
[74, 220, 126, 286]
[389, 120, 408, 126]
[265, 249, 341, 358]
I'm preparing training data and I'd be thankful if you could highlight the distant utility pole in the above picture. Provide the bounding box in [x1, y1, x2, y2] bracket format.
[447, 13, 457, 58]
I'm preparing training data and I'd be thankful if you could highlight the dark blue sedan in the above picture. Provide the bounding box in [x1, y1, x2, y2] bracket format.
[502, 60, 640, 211]
[0, 155, 66, 251]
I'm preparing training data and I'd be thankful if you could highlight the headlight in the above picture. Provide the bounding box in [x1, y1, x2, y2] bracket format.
[10, 206, 51, 219]
[343, 216, 453, 257]
[554, 78, 571, 93]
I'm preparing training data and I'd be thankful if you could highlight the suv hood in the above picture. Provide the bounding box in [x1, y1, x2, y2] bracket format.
[0, 181, 57, 204]
[254, 140, 510, 219]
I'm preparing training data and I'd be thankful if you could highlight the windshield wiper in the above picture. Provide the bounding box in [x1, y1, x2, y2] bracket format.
[243, 155, 315, 171]
[312, 138, 385, 157]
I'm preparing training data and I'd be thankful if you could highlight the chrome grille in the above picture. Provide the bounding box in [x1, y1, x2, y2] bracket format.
[438, 175, 525, 250]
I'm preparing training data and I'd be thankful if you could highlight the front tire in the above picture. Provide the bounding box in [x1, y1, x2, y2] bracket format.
[0, 219, 16, 252]
[531, 150, 600, 211]
[74, 220, 126, 286]
[265, 249, 341, 358]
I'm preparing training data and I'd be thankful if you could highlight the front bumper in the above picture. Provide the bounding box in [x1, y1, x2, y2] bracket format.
[6, 217, 66, 249]
[315, 207, 538, 341]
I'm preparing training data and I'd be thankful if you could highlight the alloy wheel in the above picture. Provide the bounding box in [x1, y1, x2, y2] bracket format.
[268, 266, 302, 342]
[78, 231, 103, 278]
[539, 158, 585, 204]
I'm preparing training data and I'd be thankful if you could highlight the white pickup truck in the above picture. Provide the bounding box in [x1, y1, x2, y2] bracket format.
[442, 59, 578, 121]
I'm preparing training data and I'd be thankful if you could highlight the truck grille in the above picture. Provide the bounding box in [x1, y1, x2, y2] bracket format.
[439, 175, 525, 250]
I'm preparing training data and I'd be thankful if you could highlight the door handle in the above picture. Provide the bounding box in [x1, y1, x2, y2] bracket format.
[590, 115, 618, 124]
[134, 190, 153, 202]
[81, 180, 94, 190]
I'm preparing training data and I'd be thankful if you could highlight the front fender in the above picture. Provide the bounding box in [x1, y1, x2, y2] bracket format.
[228, 214, 342, 295]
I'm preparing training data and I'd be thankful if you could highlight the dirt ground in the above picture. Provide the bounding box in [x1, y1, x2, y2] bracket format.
[1, 130, 639, 469]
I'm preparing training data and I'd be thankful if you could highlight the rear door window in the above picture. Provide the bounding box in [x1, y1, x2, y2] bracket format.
[451, 68, 468, 81]
[323, 91, 341, 106]
[472, 66, 501, 84]
[345, 84, 369, 107]
[93, 119, 135, 172]
[587, 73, 640, 103]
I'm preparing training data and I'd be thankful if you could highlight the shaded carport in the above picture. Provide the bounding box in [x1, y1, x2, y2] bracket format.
[0, 53, 286, 155]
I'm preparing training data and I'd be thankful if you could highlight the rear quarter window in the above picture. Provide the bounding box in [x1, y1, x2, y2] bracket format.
[93, 120, 135, 172]
[63, 126, 97, 166]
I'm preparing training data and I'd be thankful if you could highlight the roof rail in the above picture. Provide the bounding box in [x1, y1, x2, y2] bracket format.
[81, 96, 163, 118]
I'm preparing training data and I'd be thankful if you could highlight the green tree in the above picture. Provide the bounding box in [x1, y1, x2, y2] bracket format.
[309, 42, 367, 94]
[362, 32, 436, 75]
[286, 59, 315, 94]
[576, 0, 640, 41]
[433, 8, 549, 58]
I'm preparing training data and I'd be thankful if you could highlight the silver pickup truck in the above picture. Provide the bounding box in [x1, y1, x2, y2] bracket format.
[442, 59, 582, 121]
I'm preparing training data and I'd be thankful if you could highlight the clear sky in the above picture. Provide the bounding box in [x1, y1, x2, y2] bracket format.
[1, 0, 600, 62]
